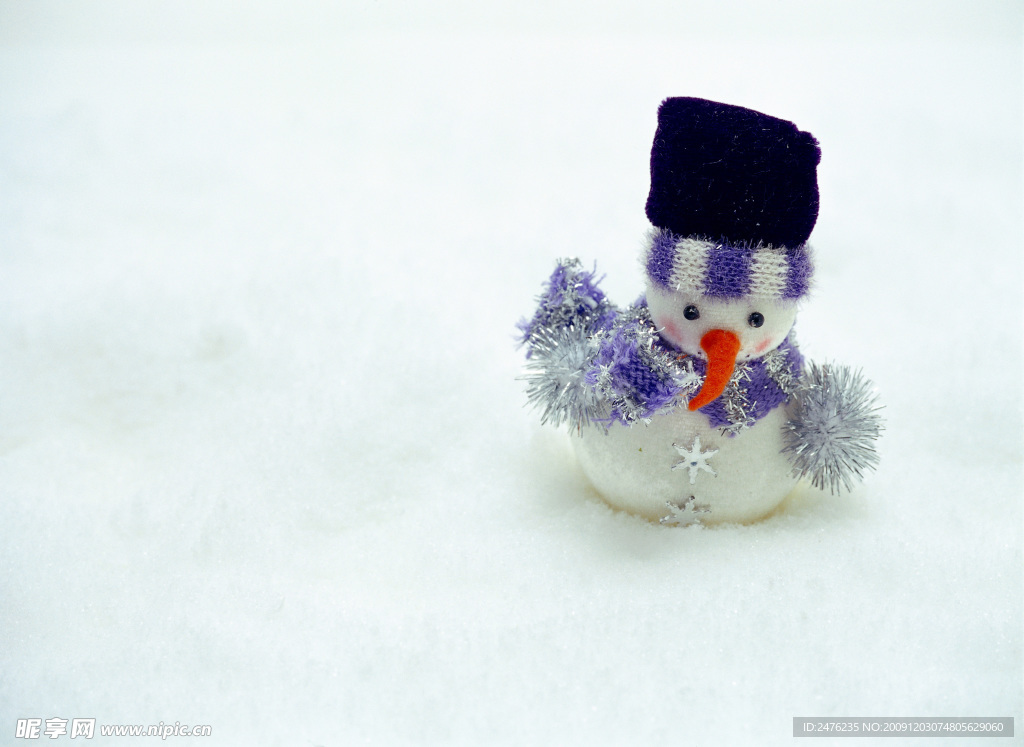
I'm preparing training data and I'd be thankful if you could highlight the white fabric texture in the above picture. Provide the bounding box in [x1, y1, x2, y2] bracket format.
[573, 402, 798, 523]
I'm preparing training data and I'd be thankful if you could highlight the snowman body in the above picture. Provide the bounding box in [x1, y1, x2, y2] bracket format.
[572, 279, 804, 524]
[573, 398, 797, 524]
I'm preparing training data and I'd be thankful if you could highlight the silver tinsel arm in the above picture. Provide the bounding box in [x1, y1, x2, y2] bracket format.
[518, 258, 615, 353]
[782, 362, 884, 494]
[518, 322, 606, 429]
[517, 264, 700, 432]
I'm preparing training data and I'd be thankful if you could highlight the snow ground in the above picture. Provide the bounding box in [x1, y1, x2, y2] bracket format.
[1, 2, 1022, 745]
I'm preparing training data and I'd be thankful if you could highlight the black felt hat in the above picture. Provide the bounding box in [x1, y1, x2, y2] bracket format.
[645, 97, 821, 249]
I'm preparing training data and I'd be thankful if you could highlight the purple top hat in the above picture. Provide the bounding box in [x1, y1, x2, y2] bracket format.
[644, 97, 820, 301]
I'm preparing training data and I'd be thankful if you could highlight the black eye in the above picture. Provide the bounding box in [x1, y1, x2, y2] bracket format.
[683, 305, 700, 321]
[748, 312, 765, 328]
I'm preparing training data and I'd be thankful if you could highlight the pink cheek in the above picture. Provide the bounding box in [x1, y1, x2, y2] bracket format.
[754, 337, 772, 353]
[660, 319, 681, 342]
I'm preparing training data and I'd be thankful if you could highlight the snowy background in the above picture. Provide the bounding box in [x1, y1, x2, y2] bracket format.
[1, 1, 1022, 744]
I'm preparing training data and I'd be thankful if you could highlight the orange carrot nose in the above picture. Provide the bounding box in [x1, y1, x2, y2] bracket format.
[687, 329, 741, 411]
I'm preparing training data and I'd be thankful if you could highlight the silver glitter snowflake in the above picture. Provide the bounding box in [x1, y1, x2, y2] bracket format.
[660, 496, 711, 527]
[671, 435, 718, 484]
[782, 361, 884, 494]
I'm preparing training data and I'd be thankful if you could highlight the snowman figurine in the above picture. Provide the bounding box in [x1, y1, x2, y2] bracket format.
[519, 97, 881, 525]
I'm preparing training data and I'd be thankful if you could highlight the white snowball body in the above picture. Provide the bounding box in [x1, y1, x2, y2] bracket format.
[572, 402, 799, 524]
[572, 283, 802, 524]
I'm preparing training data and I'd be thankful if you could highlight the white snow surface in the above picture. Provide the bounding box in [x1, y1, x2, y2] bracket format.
[1, 2, 1022, 744]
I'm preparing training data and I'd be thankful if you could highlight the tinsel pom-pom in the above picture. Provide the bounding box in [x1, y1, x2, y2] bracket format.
[782, 362, 883, 494]
[519, 322, 604, 430]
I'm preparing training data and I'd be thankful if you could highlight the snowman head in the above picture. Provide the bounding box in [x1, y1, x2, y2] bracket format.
[643, 231, 811, 410]
[646, 281, 797, 363]
[642, 97, 821, 411]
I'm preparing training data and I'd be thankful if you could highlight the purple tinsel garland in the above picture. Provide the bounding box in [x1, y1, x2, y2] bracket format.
[690, 336, 803, 429]
[518, 259, 802, 430]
